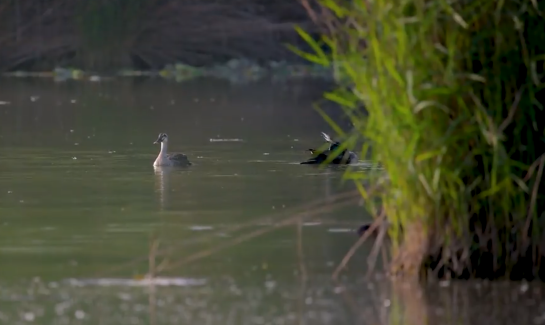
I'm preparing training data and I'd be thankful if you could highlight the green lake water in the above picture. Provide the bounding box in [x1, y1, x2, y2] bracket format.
[0, 78, 542, 325]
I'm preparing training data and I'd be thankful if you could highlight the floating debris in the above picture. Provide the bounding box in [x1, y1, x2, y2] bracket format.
[64, 277, 207, 287]
[209, 138, 244, 142]
[189, 225, 214, 231]
[327, 228, 354, 233]
[303, 222, 322, 226]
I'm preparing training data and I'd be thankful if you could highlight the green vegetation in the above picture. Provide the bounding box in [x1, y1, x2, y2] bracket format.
[2, 60, 333, 84]
[299, 0, 545, 280]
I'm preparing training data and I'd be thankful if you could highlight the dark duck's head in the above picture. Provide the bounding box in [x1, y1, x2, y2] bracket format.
[301, 132, 345, 165]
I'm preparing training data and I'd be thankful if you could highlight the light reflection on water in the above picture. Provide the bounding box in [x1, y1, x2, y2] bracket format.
[0, 276, 543, 325]
[0, 78, 542, 325]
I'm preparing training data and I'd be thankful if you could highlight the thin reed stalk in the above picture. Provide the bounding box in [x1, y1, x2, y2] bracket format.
[94, 189, 360, 277]
[159, 196, 359, 272]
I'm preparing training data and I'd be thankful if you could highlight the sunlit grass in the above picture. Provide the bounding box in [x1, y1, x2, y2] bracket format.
[296, 0, 545, 280]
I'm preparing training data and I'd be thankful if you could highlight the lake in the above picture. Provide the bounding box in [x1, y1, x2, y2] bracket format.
[0, 77, 542, 324]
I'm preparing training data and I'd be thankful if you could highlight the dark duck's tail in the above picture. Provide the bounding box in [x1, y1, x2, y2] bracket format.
[300, 151, 328, 164]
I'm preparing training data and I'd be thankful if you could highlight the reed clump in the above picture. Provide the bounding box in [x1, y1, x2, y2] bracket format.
[299, 0, 545, 280]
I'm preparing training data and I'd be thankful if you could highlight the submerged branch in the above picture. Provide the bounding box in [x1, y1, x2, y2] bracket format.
[332, 209, 386, 281]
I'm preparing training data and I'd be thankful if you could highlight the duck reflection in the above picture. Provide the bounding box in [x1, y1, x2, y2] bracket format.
[154, 165, 174, 211]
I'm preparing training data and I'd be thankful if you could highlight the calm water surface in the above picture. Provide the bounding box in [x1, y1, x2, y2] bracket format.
[0, 78, 543, 325]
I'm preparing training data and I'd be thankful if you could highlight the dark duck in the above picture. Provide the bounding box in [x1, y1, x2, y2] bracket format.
[300, 132, 358, 165]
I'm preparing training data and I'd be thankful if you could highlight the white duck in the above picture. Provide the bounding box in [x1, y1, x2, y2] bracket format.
[153, 133, 192, 167]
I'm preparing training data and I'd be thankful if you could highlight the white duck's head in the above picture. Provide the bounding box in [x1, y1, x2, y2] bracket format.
[153, 133, 168, 144]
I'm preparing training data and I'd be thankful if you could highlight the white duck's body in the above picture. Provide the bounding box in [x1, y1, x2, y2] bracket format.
[153, 133, 192, 167]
